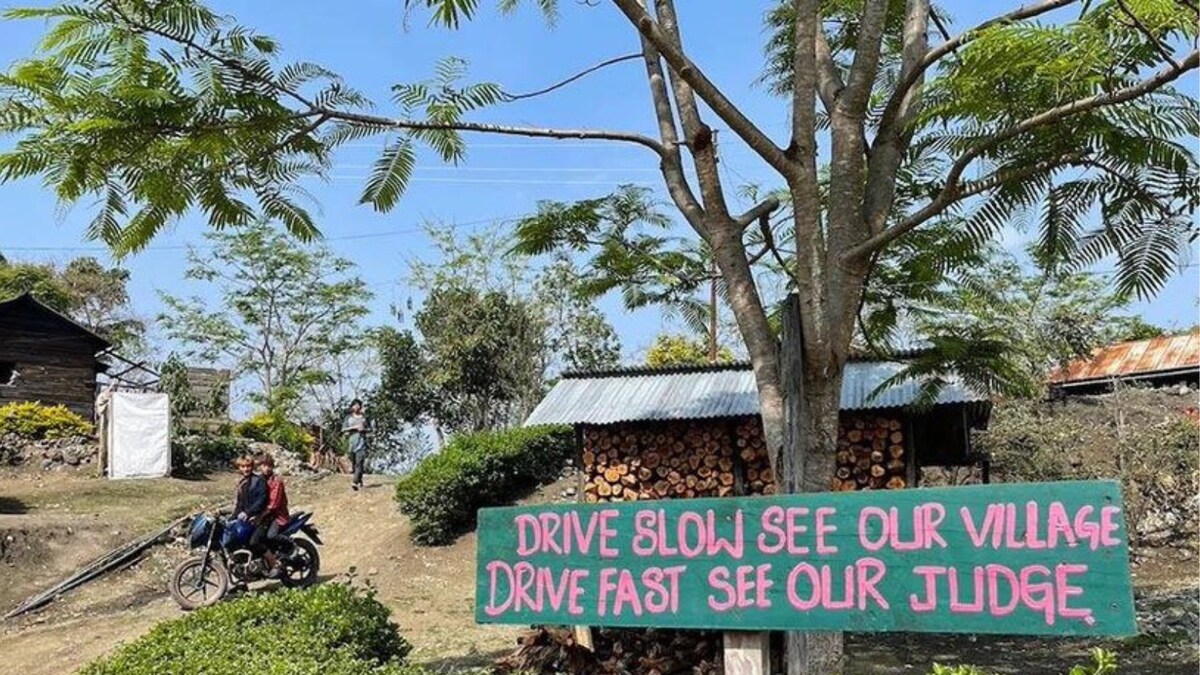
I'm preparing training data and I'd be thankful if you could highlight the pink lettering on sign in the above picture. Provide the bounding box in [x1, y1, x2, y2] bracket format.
[599, 509, 619, 558]
[859, 504, 946, 551]
[784, 561, 889, 612]
[515, 510, 605, 555]
[961, 502, 1125, 551]
[629, 509, 745, 559]
[596, 566, 686, 617]
[949, 566, 985, 614]
[708, 564, 773, 612]
[1055, 564, 1095, 626]
[910, 566, 945, 613]
[815, 507, 838, 555]
[758, 505, 809, 555]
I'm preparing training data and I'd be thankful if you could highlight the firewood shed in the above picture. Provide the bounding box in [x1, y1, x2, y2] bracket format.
[524, 358, 993, 499]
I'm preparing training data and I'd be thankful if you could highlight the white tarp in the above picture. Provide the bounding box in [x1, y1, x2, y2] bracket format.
[107, 391, 171, 479]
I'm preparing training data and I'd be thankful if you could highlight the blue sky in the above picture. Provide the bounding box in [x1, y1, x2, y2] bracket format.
[1, 1, 1197, 367]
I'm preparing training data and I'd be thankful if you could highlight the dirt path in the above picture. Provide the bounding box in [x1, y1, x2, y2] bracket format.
[0, 471, 524, 673]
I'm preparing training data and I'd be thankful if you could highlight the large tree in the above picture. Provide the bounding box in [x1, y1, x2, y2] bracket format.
[159, 221, 372, 416]
[2, 2, 1196, 670]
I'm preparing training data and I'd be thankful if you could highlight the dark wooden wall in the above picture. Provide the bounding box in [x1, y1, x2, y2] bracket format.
[0, 303, 102, 420]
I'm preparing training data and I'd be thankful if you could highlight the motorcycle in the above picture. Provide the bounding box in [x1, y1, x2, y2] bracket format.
[168, 510, 322, 610]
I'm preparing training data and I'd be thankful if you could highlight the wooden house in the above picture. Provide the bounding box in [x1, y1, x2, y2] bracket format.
[0, 293, 111, 420]
[524, 359, 992, 500]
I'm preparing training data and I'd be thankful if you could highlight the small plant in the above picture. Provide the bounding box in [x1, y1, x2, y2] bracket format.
[235, 410, 314, 455]
[80, 583, 411, 675]
[0, 401, 92, 440]
[394, 425, 572, 545]
[928, 649, 1118, 675]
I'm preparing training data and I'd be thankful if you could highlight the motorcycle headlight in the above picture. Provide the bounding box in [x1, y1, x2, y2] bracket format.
[188, 515, 212, 548]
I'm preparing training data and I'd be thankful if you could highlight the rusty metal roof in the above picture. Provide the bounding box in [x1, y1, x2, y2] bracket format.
[524, 361, 986, 427]
[1049, 333, 1200, 385]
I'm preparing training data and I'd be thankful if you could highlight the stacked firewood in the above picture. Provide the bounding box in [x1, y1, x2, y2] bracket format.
[497, 627, 723, 675]
[833, 414, 907, 491]
[734, 417, 776, 496]
[581, 423, 736, 503]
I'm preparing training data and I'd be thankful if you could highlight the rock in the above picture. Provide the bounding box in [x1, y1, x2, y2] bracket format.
[44, 448, 63, 462]
[367, 568, 379, 577]
[40, 458, 53, 471]
[63, 450, 81, 466]
[565, 487, 577, 497]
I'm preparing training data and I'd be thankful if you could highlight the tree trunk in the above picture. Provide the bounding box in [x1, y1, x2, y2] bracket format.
[777, 293, 846, 673]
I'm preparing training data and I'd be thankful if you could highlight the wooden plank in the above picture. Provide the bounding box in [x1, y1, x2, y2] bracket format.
[571, 425, 595, 652]
[723, 632, 769, 675]
[475, 480, 1136, 637]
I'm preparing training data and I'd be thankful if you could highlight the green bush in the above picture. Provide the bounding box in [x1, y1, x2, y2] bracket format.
[0, 401, 92, 440]
[394, 425, 572, 546]
[171, 434, 246, 474]
[235, 411, 314, 455]
[80, 583, 411, 675]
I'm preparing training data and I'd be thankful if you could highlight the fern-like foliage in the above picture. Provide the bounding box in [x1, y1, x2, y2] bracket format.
[0, 0, 511, 253]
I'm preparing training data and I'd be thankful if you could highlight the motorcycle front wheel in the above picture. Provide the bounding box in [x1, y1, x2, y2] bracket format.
[279, 538, 320, 588]
[169, 555, 230, 610]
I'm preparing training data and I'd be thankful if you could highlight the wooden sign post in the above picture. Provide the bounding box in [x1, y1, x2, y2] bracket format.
[476, 480, 1136, 646]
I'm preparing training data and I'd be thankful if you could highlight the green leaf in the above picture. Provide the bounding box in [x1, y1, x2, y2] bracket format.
[359, 139, 415, 213]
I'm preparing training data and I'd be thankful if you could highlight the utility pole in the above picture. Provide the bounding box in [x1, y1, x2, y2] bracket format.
[709, 256, 718, 363]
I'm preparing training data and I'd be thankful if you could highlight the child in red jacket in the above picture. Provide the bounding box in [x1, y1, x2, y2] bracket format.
[251, 453, 290, 577]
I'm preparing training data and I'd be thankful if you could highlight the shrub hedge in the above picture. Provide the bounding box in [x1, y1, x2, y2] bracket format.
[0, 401, 92, 440]
[171, 434, 246, 475]
[394, 425, 572, 546]
[80, 584, 412, 675]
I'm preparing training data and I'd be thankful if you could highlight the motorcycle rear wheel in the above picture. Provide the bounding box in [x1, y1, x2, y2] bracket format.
[279, 538, 320, 588]
[169, 556, 230, 610]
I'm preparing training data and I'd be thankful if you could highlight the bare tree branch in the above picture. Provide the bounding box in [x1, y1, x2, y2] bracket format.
[864, 0, 930, 234]
[610, 0, 791, 175]
[736, 197, 781, 229]
[848, 50, 1198, 258]
[814, 29, 844, 114]
[758, 213, 796, 283]
[500, 53, 642, 102]
[841, 0, 891, 116]
[653, 0, 731, 217]
[323, 109, 666, 154]
[627, 0, 708, 233]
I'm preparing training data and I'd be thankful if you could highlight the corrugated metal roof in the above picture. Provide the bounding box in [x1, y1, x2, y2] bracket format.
[524, 361, 986, 427]
[1049, 333, 1200, 385]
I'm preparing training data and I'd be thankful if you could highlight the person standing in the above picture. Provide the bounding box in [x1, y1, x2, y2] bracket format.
[342, 399, 370, 491]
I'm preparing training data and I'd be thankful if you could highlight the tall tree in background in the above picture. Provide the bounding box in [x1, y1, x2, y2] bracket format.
[403, 226, 622, 434]
[534, 255, 622, 374]
[59, 257, 145, 354]
[159, 221, 371, 417]
[2, 3, 1196, 669]
[0, 256, 145, 353]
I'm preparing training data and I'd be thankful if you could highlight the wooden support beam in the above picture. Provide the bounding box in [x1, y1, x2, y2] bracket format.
[723, 631, 770, 674]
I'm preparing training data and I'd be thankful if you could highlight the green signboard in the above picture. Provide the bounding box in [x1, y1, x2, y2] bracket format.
[475, 480, 1135, 636]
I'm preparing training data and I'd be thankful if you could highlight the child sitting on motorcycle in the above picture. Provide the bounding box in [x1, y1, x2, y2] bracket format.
[251, 453, 290, 578]
[234, 456, 267, 524]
